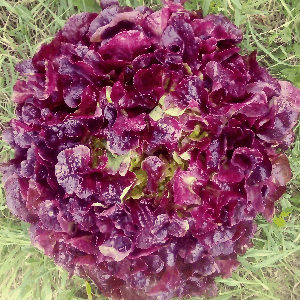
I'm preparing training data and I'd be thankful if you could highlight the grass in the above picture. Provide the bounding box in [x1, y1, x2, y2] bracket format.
[0, 0, 299, 299]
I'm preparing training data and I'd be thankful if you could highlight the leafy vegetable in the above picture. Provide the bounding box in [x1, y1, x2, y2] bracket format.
[1, 0, 300, 299]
